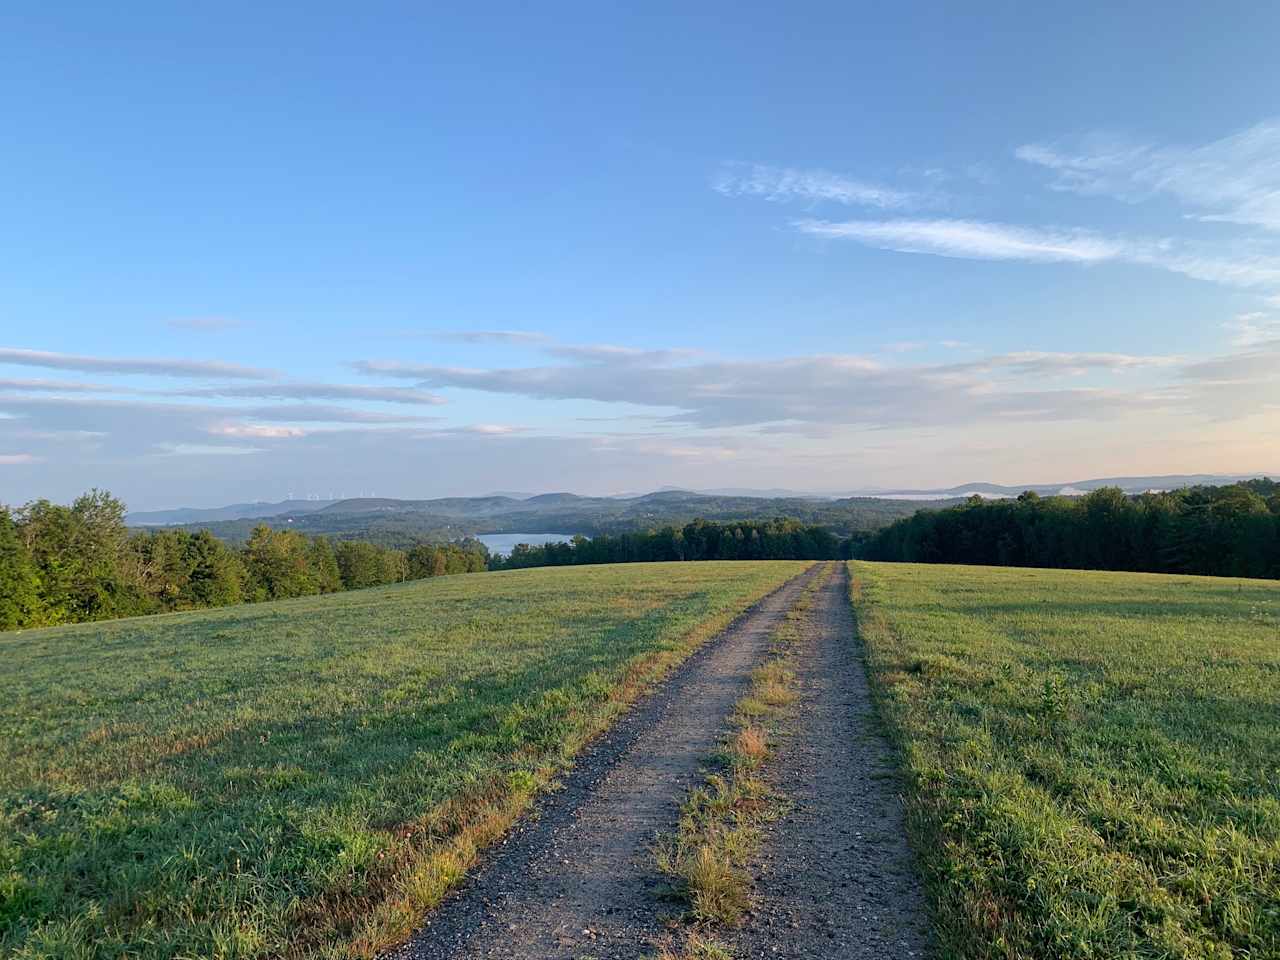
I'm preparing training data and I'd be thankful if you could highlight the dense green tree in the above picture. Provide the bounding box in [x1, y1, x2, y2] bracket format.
[332, 539, 412, 589]
[407, 542, 488, 579]
[862, 480, 1280, 580]
[0, 508, 46, 629]
[489, 518, 840, 570]
[241, 524, 323, 600]
[306, 537, 343, 593]
[184, 530, 247, 606]
[17, 490, 145, 622]
[0, 491, 490, 632]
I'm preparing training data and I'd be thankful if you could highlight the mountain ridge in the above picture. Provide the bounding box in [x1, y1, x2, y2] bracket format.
[126, 474, 1274, 528]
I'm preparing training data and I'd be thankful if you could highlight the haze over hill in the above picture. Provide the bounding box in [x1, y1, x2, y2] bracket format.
[128, 489, 950, 547]
[126, 474, 1267, 527]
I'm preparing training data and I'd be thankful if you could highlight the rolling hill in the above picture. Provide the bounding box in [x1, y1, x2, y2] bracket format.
[133, 490, 959, 546]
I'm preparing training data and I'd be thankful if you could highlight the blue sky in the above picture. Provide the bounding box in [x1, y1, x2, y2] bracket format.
[3, 2, 1280, 509]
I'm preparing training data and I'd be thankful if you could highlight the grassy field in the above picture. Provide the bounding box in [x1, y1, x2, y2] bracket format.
[0, 560, 807, 960]
[851, 561, 1280, 960]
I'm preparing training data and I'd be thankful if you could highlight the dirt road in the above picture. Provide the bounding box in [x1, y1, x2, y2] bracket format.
[726, 563, 930, 958]
[392, 564, 823, 959]
[390, 562, 928, 959]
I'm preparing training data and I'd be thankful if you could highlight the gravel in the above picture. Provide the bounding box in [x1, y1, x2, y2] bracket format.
[388, 564, 823, 960]
[725, 563, 932, 959]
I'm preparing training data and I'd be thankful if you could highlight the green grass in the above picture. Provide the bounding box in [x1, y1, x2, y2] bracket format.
[850, 561, 1280, 960]
[0, 560, 808, 960]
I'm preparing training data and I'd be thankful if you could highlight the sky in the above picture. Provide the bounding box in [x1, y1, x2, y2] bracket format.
[2, 1, 1280, 510]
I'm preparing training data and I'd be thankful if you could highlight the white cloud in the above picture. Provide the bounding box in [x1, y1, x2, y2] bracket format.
[1180, 343, 1280, 384]
[795, 218, 1124, 262]
[156, 443, 263, 457]
[235, 404, 435, 424]
[546, 343, 703, 365]
[1017, 121, 1280, 232]
[177, 382, 446, 405]
[433, 330, 551, 344]
[954, 351, 1182, 377]
[713, 163, 918, 209]
[0, 377, 137, 395]
[0, 348, 276, 380]
[356, 343, 1185, 431]
[0, 453, 40, 465]
[796, 217, 1280, 289]
[1224, 312, 1280, 347]
[7, 338, 1279, 509]
[208, 423, 308, 439]
[463, 424, 524, 435]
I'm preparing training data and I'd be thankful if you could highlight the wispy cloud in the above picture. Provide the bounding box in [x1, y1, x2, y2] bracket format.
[545, 343, 703, 365]
[952, 351, 1182, 377]
[1017, 120, 1280, 232]
[234, 404, 435, 424]
[0, 453, 40, 465]
[795, 217, 1280, 289]
[155, 443, 263, 457]
[0, 348, 276, 380]
[1224, 312, 1280, 347]
[1180, 344, 1280, 384]
[0, 373, 447, 407]
[713, 162, 919, 209]
[453, 423, 527, 435]
[356, 342, 1189, 431]
[176, 382, 446, 405]
[208, 423, 308, 439]
[0, 377, 138, 395]
[433, 330, 551, 344]
[795, 218, 1124, 262]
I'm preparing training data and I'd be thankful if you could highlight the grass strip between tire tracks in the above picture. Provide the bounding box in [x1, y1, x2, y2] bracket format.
[653, 563, 833, 958]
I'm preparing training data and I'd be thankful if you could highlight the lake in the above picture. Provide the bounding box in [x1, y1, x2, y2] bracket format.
[477, 532, 577, 556]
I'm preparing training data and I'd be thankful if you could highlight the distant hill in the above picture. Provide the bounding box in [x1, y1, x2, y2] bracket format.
[856, 473, 1270, 499]
[136, 489, 960, 547]
[128, 498, 337, 526]
[129, 475, 1276, 547]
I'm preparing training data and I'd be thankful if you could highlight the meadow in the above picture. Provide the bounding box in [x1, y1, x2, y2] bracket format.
[851, 561, 1280, 960]
[0, 560, 807, 959]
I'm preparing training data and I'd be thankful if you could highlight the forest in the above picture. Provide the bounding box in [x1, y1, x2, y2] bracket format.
[490, 518, 847, 569]
[7, 480, 1280, 632]
[0, 490, 487, 630]
[862, 479, 1280, 578]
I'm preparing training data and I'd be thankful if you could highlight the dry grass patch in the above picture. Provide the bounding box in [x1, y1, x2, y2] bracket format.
[652, 928, 735, 960]
[749, 660, 796, 709]
[733, 725, 768, 764]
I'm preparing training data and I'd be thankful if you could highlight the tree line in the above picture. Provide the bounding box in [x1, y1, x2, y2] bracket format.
[861, 480, 1280, 579]
[490, 518, 848, 570]
[0, 490, 488, 630]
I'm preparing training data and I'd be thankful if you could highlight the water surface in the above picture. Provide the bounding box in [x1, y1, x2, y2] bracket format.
[478, 532, 577, 557]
